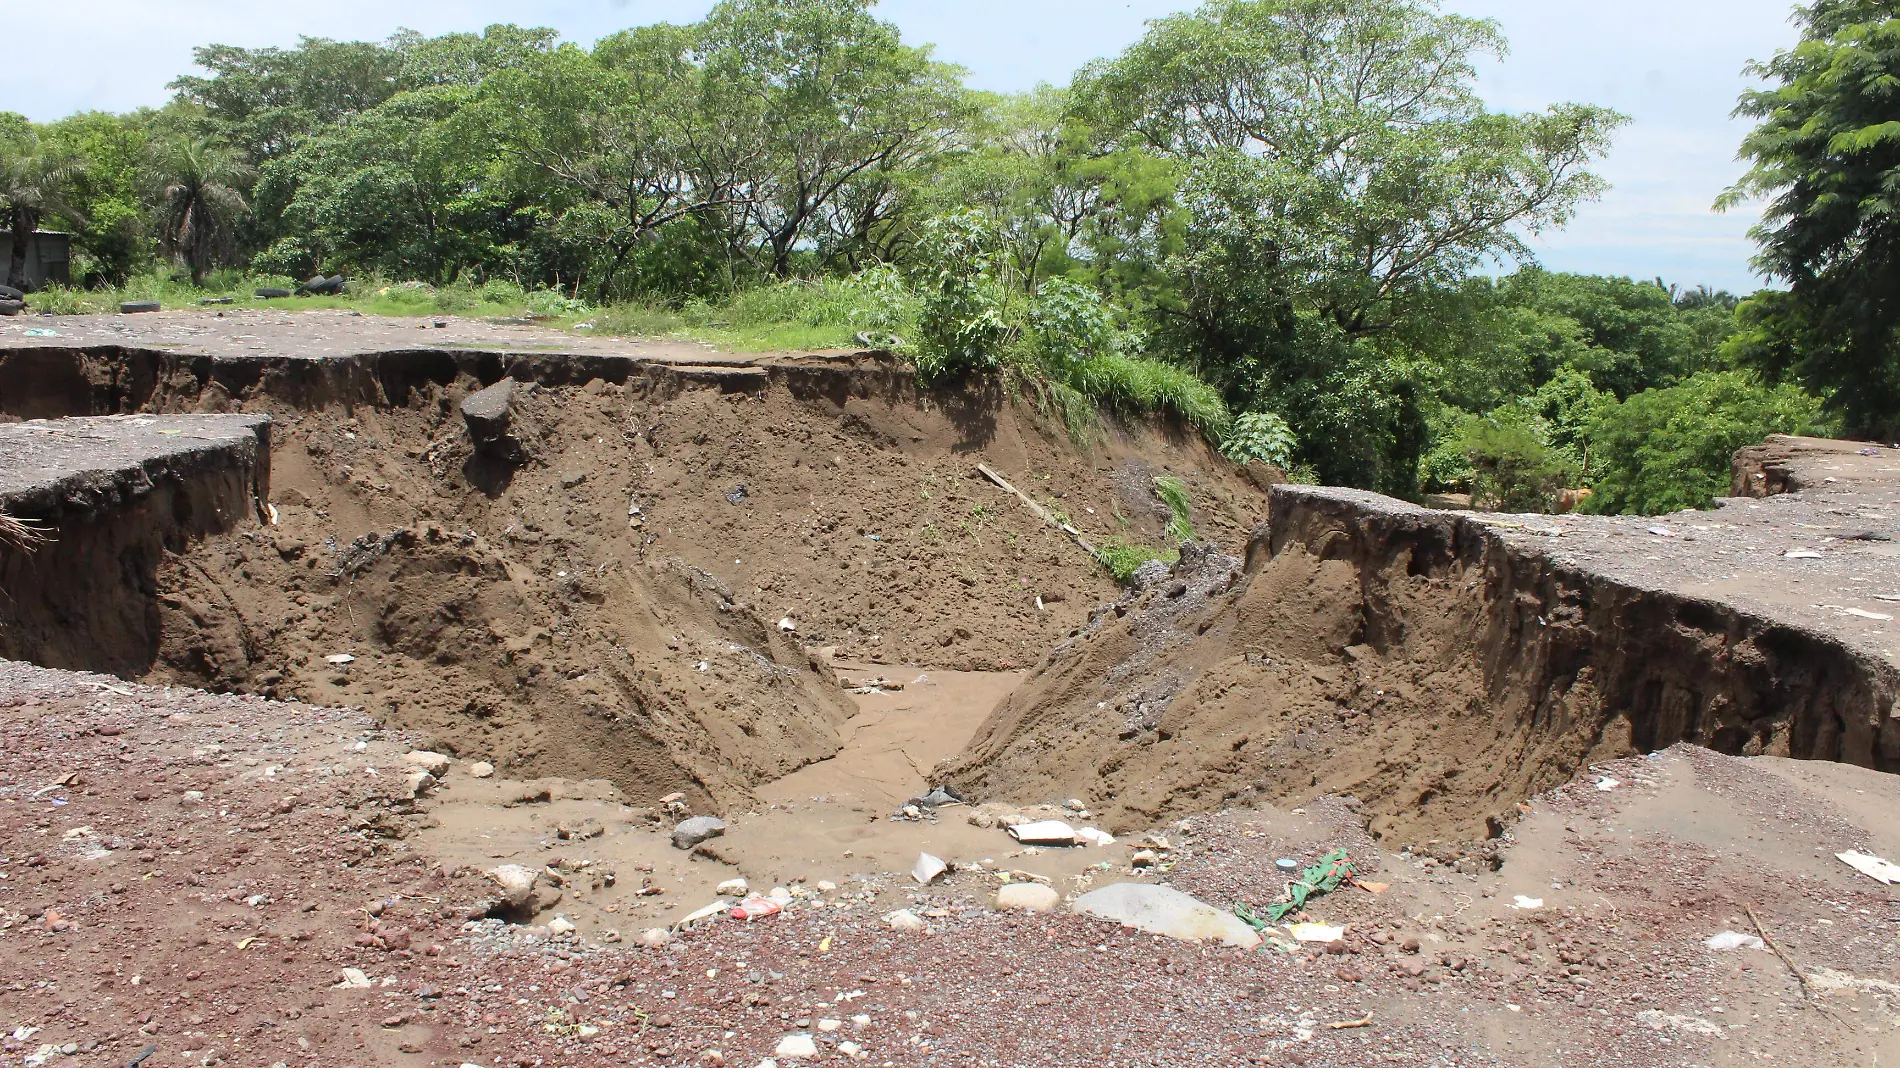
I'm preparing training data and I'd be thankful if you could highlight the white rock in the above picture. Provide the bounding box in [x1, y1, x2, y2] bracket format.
[912, 852, 948, 884]
[1288, 922, 1345, 943]
[1077, 827, 1115, 847]
[816, 880, 838, 892]
[1008, 820, 1076, 846]
[468, 761, 495, 778]
[548, 916, 577, 936]
[885, 909, 927, 932]
[1070, 883, 1262, 950]
[767, 886, 794, 906]
[336, 967, 372, 988]
[838, 1041, 864, 1059]
[817, 1019, 842, 1032]
[716, 878, 750, 896]
[485, 864, 539, 908]
[404, 750, 452, 775]
[636, 927, 673, 949]
[995, 883, 1060, 912]
[403, 770, 437, 799]
[1131, 849, 1157, 868]
[773, 1033, 818, 1058]
[1065, 798, 1087, 812]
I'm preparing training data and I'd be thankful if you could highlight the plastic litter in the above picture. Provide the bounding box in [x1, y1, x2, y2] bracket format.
[325, 653, 356, 665]
[1704, 930, 1766, 951]
[728, 896, 783, 921]
[23, 328, 57, 337]
[1510, 895, 1544, 910]
[1595, 776, 1620, 791]
[1837, 850, 1900, 885]
[1289, 922, 1346, 943]
[912, 852, 948, 885]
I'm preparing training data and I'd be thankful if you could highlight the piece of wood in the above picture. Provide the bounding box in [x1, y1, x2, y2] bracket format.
[1326, 1014, 1374, 1030]
[975, 463, 1097, 555]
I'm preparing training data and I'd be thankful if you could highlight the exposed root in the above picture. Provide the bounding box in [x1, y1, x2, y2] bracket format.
[0, 511, 47, 553]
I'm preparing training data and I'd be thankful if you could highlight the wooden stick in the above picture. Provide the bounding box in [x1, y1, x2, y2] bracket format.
[975, 464, 1097, 555]
[1747, 903, 1849, 1025]
[1326, 1014, 1374, 1030]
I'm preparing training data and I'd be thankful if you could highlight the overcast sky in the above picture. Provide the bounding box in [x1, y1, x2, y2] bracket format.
[8, 1, 1804, 292]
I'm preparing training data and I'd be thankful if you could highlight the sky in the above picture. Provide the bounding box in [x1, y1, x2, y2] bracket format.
[6, 0, 1806, 292]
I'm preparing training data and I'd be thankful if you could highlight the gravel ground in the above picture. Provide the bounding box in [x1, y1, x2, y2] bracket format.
[5, 656, 1898, 1068]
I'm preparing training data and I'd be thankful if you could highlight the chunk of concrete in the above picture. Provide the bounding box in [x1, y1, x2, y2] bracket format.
[462, 379, 527, 460]
[1070, 883, 1262, 949]
[1008, 819, 1076, 846]
[485, 864, 539, 909]
[404, 750, 451, 775]
[671, 815, 727, 850]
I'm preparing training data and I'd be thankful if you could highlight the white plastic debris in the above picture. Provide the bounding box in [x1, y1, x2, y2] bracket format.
[778, 617, 797, 631]
[1595, 776, 1621, 791]
[1008, 819, 1077, 846]
[1077, 827, 1116, 847]
[1837, 850, 1900, 885]
[912, 852, 948, 885]
[1510, 895, 1544, 910]
[324, 653, 356, 664]
[1704, 930, 1765, 951]
[1288, 922, 1346, 943]
[1785, 549, 1824, 559]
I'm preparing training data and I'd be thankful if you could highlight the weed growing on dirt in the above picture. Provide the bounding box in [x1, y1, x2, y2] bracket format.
[1096, 541, 1173, 582]
[1154, 476, 1197, 542]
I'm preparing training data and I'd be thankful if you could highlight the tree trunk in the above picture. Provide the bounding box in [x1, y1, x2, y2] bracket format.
[7, 207, 37, 292]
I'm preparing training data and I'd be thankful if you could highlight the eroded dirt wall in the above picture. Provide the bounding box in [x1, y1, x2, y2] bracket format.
[942, 486, 1900, 855]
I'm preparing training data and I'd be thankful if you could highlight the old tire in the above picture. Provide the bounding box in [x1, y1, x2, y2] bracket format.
[255, 287, 292, 300]
[119, 301, 161, 314]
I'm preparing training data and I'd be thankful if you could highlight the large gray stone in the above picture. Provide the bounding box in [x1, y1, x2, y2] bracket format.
[671, 815, 727, 850]
[1070, 883, 1262, 949]
[461, 379, 518, 454]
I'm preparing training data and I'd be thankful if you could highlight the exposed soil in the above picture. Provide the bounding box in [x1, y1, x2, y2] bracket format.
[6, 313, 1900, 1067]
[0, 311, 1260, 809]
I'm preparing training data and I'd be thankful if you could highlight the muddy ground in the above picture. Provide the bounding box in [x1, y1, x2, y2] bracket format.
[2, 313, 1899, 1067]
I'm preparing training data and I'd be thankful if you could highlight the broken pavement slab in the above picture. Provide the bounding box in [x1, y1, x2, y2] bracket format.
[1070, 883, 1263, 950]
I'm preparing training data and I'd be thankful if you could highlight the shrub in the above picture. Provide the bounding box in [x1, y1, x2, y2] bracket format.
[1096, 541, 1172, 583]
[1586, 370, 1834, 515]
[1221, 411, 1298, 469]
[910, 212, 1014, 383]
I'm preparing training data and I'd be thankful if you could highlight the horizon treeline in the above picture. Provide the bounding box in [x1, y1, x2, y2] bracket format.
[3, 0, 1887, 518]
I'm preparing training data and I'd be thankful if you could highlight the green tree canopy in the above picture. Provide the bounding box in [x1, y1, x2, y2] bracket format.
[1724, 0, 1900, 435]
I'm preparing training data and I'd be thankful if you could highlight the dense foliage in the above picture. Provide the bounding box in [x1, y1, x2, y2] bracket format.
[0, 0, 1878, 517]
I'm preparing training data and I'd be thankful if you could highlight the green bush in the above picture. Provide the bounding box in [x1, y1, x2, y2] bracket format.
[1456, 416, 1582, 513]
[910, 212, 1014, 383]
[1221, 411, 1298, 469]
[1586, 370, 1834, 515]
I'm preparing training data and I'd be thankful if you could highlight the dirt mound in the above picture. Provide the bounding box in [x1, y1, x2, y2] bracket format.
[942, 483, 1900, 854]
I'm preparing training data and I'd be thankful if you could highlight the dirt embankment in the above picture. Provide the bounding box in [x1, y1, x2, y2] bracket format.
[1, 334, 1261, 809]
[0, 415, 270, 677]
[943, 484, 1900, 856]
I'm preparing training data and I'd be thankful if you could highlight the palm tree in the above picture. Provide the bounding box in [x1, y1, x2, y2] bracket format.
[0, 131, 83, 292]
[152, 136, 251, 286]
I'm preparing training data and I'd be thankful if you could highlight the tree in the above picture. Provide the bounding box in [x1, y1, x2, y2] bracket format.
[40, 110, 155, 284]
[1723, 0, 1900, 436]
[0, 125, 83, 291]
[152, 136, 251, 285]
[1073, 0, 1624, 491]
[1585, 371, 1834, 515]
[169, 37, 405, 167]
[697, 0, 972, 276]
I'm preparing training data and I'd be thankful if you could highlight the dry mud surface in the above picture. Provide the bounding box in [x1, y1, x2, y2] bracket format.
[2, 314, 1900, 1066]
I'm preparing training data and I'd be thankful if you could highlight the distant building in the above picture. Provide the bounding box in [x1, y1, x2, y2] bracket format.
[0, 231, 73, 290]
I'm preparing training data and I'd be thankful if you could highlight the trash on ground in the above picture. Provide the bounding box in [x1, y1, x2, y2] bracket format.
[1289, 922, 1346, 943]
[912, 852, 948, 884]
[1258, 848, 1355, 922]
[23, 328, 58, 337]
[729, 896, 783, 921]
[1704, 930, 1766, 951]
[1077, 827, 1115, 847]
[1836, 850, 1900, 884]
[1009, 819, 1077, 846]
[1510, 895, 1544, 910]
[674, 899, 732, 930]
[1595, 776, 1621, 791]
[324, 653, 356, 664]
[1071, 882, 1262, 949]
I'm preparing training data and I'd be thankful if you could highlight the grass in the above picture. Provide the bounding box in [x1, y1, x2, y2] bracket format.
[1095, 541, 1174, 582]
[0, 511, 49, 553]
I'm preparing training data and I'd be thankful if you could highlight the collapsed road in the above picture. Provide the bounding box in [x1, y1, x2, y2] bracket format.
[2, 310, 1899, 1067]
